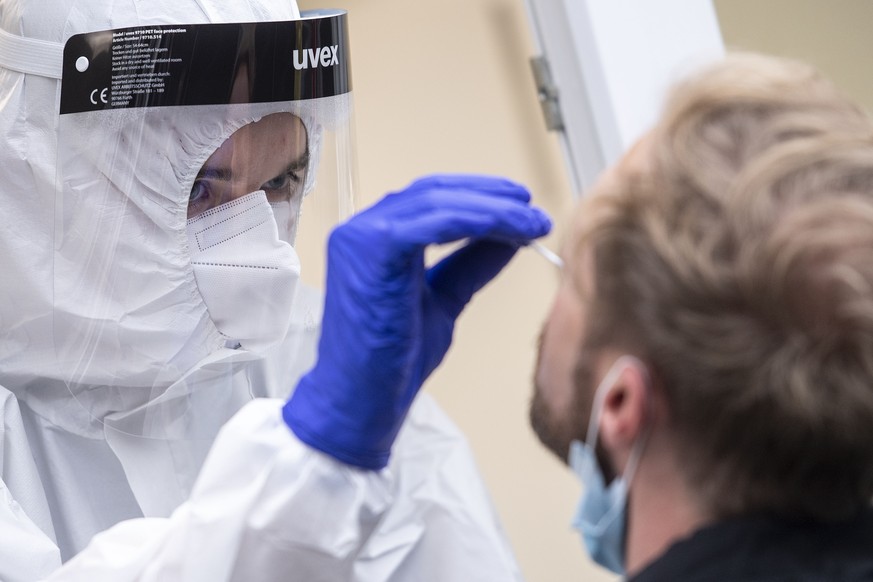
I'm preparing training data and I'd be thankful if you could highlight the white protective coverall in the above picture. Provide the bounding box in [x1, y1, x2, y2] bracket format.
[0, 1, 522, 580]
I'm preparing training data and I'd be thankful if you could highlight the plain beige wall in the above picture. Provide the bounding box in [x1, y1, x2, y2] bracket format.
[298, 1, 872, 580]
[715, 0, 873, 112]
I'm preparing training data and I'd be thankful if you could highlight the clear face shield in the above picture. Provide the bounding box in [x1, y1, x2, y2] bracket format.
[53, 11, 356, 438]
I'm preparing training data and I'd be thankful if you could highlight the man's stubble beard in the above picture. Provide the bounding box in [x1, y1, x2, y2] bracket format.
[529, 328, 596, 464]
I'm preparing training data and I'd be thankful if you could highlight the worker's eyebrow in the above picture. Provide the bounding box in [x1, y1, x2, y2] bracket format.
[194, 166, 234, 182]
[286, 148, 310, 172]
[195, 149, 309, 183]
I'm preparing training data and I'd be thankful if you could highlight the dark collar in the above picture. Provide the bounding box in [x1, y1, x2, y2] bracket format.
[630, 508, 873, 582]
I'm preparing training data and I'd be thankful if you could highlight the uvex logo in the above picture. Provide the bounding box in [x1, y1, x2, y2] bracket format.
[293, 45, 339, 70]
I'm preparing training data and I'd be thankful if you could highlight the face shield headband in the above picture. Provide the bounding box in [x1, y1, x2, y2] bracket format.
[51, 11, 356, 438]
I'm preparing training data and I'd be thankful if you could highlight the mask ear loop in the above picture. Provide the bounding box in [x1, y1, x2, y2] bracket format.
[581, 355, 654, 537]
[585, 355, 654, 487]
[585, 355, 652, 448]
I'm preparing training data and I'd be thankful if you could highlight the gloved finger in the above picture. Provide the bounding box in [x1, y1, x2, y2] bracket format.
[404, 174, 531, 203]
[386, 192, 552, 246]
[426, 239, 520, 318]
[394, 208, 549, 246]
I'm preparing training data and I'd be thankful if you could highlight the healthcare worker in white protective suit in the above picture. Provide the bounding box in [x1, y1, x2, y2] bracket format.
[0, 0, 553, 580]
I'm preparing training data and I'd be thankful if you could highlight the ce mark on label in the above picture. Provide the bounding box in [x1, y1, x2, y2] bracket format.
[90, 87, 109, 105]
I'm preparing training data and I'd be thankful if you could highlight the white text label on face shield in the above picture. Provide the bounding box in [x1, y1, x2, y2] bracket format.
[293, 45, 339, 70]
[60, 16, 351, 114]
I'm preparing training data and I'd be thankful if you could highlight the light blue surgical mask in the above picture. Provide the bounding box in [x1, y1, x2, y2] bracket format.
[569, 356, 649, 575]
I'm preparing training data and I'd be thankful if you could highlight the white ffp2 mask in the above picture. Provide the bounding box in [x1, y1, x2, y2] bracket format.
[187, 191, 301, 353]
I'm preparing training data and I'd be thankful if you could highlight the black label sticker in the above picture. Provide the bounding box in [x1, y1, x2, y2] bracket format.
[60, 13, 350, 115]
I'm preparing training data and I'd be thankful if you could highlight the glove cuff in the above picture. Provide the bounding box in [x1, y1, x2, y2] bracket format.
[282, 384, 393, 471]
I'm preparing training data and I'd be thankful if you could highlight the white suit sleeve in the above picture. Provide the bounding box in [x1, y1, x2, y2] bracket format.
[48, 396, 523, 582]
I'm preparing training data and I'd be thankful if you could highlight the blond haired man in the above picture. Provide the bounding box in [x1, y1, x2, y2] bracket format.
[532, 53, 873, 579]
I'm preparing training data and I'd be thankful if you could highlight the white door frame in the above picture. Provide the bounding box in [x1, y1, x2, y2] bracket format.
[524, 0, 725, 196]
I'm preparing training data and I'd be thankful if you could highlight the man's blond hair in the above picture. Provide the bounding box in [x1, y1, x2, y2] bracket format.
[578, 53, 873, 520]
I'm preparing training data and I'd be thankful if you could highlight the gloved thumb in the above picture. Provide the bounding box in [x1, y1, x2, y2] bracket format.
[426, 239, 521, 319]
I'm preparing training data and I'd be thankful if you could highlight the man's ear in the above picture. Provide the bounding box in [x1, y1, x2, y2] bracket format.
[599, 362, 649, 471]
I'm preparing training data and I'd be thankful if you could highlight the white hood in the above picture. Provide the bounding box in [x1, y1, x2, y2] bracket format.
[0, 0, 309, 423]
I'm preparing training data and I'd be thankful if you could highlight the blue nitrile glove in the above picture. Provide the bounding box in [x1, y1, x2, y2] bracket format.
[282, 174, 552, 469]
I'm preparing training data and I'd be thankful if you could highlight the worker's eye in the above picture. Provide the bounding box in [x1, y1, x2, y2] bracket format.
[262, 170, 302, 192]
[188, 179, 215, 211]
